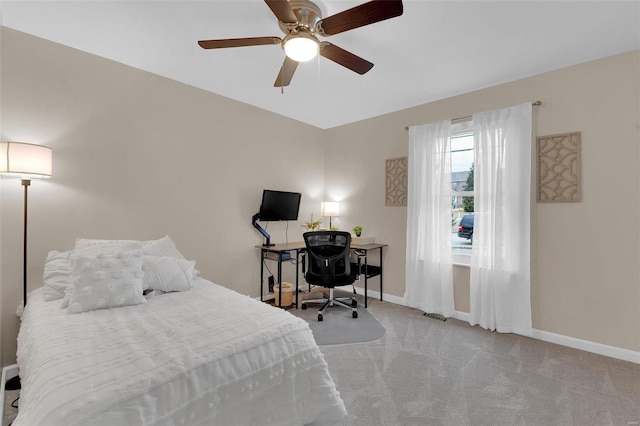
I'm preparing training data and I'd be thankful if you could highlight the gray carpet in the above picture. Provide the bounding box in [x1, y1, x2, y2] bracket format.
[289, 296, 386, 345]
[320, 299, 640, 426]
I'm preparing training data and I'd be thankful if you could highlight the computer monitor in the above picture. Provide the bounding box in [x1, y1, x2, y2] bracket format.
[258, 190, 302, 222]
[252, 189, 302, 246]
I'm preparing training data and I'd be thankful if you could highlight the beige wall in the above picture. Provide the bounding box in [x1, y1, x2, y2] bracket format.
[1, 27, 638, 366]
[324, 50, 640, 353]
[0, 28, 324, 365]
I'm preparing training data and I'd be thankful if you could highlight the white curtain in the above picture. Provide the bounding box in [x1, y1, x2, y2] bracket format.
[405, 120, 454, 317]
[470, 102, 532, 335]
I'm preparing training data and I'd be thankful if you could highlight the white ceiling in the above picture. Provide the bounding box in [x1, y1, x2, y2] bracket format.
[1, 1, 639, 129]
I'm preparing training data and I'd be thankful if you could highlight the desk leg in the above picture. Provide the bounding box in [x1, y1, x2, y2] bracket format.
[295, 250, 299, 308]
[364, 255, 368, 308]
[260, 249, 264, 302]
[379, 247, 383, 301]
[277, 259, 283, 307]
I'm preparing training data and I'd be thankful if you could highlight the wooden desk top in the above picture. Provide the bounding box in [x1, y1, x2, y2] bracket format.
[255, 242, 306, 252]
[352, 242, 388, 250]
[256, 241, 387, 252]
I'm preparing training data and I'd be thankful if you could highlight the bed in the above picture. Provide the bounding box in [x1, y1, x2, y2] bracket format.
[13, 238, 347, 426]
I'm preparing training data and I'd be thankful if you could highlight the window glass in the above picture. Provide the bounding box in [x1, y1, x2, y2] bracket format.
[451, 133, 474, 255]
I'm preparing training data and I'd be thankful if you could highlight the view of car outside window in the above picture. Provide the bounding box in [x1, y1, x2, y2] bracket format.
[451, 133, 474, 254]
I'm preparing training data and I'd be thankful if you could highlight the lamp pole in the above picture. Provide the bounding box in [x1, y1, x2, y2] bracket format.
[22, 179, 30, 307]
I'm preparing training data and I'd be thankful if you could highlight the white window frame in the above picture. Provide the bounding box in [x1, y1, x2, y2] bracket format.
[450, 120, 474, 266]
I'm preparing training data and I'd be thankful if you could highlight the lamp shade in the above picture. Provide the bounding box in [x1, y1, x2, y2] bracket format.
[0, 142, 52, 179]
[321, 201, 340, 217]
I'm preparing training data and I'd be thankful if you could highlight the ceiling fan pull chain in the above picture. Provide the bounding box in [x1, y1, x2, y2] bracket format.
[317, 53, 321, 92]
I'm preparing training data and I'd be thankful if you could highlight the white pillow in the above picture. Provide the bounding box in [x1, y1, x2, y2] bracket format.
[66, 251, 146, 314]
[142, 256, 195, 292]
[143, 236, 186, 259]
[75, 238, 143, 256]
[60, 282, 74, 309]
[43, 250, 73, 301]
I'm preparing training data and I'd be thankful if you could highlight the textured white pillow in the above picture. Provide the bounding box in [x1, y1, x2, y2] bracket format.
[143, 236, 186, 259]
[60, 282, 73, 309]
[67, 251, 146, 314]
[43, 250, 73, 301]
[75, 238, 143, 256]
[142, 256, 195, 292]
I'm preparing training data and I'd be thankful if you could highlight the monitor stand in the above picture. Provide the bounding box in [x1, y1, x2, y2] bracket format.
[252, 213, 273, 246]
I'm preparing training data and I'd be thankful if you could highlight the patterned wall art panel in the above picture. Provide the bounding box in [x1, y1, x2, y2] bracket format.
[386, 157, 408, 206]
[537, 132, 581, 202]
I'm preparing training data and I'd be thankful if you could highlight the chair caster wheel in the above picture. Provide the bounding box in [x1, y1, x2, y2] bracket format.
[352, 311, 358, 319]
[351, 299, 357, 307]
[301, 303, 307, 310]
[318, 314, 323, 321]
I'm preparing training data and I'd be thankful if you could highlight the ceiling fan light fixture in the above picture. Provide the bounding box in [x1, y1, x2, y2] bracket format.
[199, 0, 405, 87]
[283, 32, 319, 62]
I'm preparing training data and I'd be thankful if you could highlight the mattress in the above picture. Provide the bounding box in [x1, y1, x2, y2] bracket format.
[15, 279, 347, 425]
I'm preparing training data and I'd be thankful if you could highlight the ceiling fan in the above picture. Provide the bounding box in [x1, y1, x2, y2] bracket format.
[198, 0, 403, 87]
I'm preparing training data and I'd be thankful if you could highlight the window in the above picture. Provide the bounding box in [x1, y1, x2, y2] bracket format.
[450, 121, 474, 260]
[405, 103, 532, 328]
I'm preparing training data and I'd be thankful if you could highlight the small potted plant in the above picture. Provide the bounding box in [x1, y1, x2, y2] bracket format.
[352, 226, 363, 237]
[303, 214, 322, 231]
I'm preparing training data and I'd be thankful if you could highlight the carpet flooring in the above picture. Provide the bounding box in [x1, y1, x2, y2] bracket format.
[320, 298, 640, 426]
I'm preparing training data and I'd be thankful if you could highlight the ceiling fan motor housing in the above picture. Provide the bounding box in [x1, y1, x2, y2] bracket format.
[278, 0, 323, 35]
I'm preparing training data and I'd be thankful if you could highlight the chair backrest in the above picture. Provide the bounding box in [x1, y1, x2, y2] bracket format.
[303, 231, 355, 287]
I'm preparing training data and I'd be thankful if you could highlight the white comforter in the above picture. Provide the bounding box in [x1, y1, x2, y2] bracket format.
[15, 279, 346, 425]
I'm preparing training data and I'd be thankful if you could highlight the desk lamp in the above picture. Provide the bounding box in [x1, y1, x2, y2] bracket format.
[0, 142, 53, 307]
[321, 201, 340, 230]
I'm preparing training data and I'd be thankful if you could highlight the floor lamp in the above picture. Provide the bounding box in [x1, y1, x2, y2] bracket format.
[0, 141, 52, 307]
[0, 142, 52, 391]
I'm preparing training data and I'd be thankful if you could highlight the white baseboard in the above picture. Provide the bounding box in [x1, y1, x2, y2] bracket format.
[531, 329, 640, 364]
[353, 286, 406, 306]
[256, 294, 275, 301]
[353, 288, 640, 365]
[452, 310, 470, 322]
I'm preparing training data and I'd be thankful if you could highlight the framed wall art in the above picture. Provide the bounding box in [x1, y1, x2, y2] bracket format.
[386, 157, 408, 206]
[537, 131, 581, 202]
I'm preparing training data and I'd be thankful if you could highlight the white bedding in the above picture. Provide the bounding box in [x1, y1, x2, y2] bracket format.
[15, 279, 347, 425]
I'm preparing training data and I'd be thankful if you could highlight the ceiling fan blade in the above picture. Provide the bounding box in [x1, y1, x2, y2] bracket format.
[316, 0, 403, 36]
[319, 42, 374, 75]
[264, 0, 298, 24]
[198, 37, 281, 49]
[274, 57, 299, 87]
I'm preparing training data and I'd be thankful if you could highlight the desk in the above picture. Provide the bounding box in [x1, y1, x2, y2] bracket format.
[256, 241, 387, 308]
[256, 242, 306, 308]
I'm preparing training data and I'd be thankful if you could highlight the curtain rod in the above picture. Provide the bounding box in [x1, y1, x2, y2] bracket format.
[404, 100, 542, 131]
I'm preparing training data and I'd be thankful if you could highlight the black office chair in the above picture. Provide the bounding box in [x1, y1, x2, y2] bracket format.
[301, 231, 359, 321]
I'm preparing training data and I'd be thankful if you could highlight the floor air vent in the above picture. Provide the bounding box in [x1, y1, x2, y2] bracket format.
[423, 312, 447, 321]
